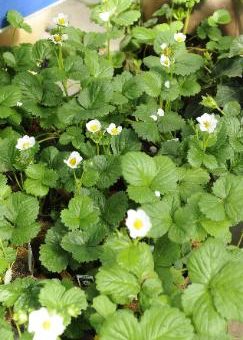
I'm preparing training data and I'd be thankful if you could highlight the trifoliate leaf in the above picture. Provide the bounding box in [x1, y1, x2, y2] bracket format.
[132, 121, 160, 143]
[61, 230, 102, 263]
[61, 195, 100, 230]
[39, 279, 87, 324]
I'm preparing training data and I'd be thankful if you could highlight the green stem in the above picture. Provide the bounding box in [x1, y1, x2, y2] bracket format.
[57, 45, 68, 96]
[13, 172, 23, 191]
[0, 239, 6, 256]
[202, 134, 210, 152]
[96, 142, 100, 155]
[183, 8, 191, 35]
[38, 136, 59, 143]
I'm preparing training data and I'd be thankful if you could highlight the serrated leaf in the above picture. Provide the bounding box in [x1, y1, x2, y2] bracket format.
[96, 266, 140, 304]
[93, 295, 116, 319]
[104, 192, 128, 225]
[151, 156, 178, 194]
[39, 224, 70, 273]
[39, 280, 87, 323]
[111, 128, 141, 155]
[114, 10, 141, 26]
[174, 52, 204, 76]
[140, 71, 161, 97]
[199, 193, 225, 221]
[132, 121, 160, 143]
[61, 195, 100, 230]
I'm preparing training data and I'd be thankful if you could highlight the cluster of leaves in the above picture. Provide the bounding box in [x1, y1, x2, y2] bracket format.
[0, 1, 243, 339]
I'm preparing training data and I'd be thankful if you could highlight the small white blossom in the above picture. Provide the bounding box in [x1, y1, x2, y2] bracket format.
[160, 43, 167, 50]
[125, 209, 152, 239]
[196, 113, 218, 133]
[16, 135, 35, 151]
[49, 33, 68, 45]
[157, 108, 165, 117]
[150, 146, 157, 154]
[16, 101, 23, 107]
[53, 13, 69, 27]
[28, 307, 65, 340]
[150, 114, 158, 121]
[4, 268, 12, 285]
[99, 11, 111, 22]
[86, 119, 102, 133]
[174, 32, 186, 43]
[164, 80, 170, 89]
[154, 191, 161, 198]
[106, 123, 122, 136]
[64, 151, 83, 169]
[160, 54, 171, 68]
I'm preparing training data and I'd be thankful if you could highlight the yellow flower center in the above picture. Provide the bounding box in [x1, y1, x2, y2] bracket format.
[203, 121, 211, 129]
[133, 219, 143, 230]
[90, 125, 99, 132]
[111, 127, 119, 135]
[42, 320, 51, 330]
[54, 35, 62, 42]
[177, 37, 183, 42]
[69, 158, 77, 166]
[22, 142, 30, 149]
[58, 18, 66, 25]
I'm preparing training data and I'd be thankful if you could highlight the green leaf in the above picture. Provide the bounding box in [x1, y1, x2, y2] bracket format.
[122, 152, 157, 187]
[183, 284, 227, 336]
[140, 305, 194, 340]
[179, 75, 201, 97]
[61, 195, 100, 230]
[132, 27, 156, 44]
[0, 85, 21, 108]
[188, 238, 229, 285]
[169, 206, 196, 243]
[0, 319, 14, 340]
[117, 242, 154, 281]
[100, 310, 139, 340]
[93, 295, 116, 319]
[140, 71, 161, 97]
[199, 193, 225, 221]
[7, 10, 32, 32]
[114, 10, 141, 26]
[61, 230, 102, 263]
[142, 200, 172, 238]
[92, 155, 122, 189]
[208, 9, 231, 26]
[103, 192, 128, 226]
[1, 192, 39, 245]
[111, 128, 141, 155]
[158, 111, 185, 133]
[96, 266, 140, 304]
[132, 121, 160, 143]
[211, 261, 243, 321]
[174, 52, 204, 76]
[151, 156, 178, 194]
[154, 236, 180, 267]
[39, 224, 70, 273]
[2, 52, 16, 68]
[24, 163, 58, 197]
[77, 81, 114, 119]
[39, 280, 87, 324]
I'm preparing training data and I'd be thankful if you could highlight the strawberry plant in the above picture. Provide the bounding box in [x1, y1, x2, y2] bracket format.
[0, 1, 243, 339]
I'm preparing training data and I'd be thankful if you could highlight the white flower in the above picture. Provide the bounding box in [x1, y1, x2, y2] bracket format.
[99, 11, 111, 22]
[28, 307, 65, 340]
[64, 151, 83, 169]
[164, 80, 170, 89]
[16, 135, 35, 151]
[86, 119, 102, 133]
[16, 101, 23, 107]
[53, 13, 69, 27]
[157, 108, 165, 117]
[106, 123, 122, 136]
[125, 209, 152, 239]
[150, 114, 158, 121]
[154, 191, 161, 198]
[4, 268, 12, 285]
[160, 43, 167, 50]
[196, 113, 218, 133]
[160, 54, 171, 68]
[49, 33, 68, 45]
[174, 32, 186, 43]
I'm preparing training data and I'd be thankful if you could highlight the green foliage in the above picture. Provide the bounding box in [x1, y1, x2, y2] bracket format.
[0, 5, 243, 340]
